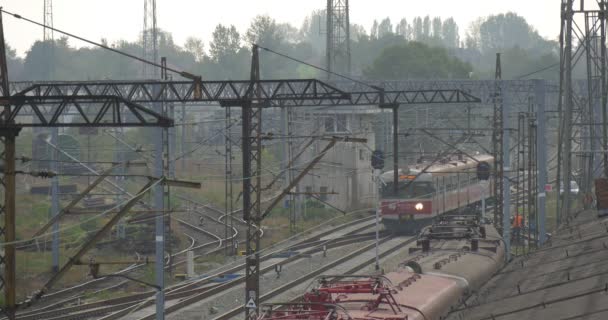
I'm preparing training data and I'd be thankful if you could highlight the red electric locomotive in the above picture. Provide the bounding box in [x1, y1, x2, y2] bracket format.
[379, 154, 494, 234]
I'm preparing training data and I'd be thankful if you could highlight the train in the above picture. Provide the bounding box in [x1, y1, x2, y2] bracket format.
[256, 214, 505, 320]
[379, 154, 494, 234]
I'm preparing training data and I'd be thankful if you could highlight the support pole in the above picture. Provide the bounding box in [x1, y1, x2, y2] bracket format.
[50, 127, 59, 272]
[154, 79, 165, 320]
[0, 10, 17, 318]
[502, 83, 512, 261]
[562, 0, 574, 222]
[535, 79, 547, 245]
[600, 0, 608, 178]
[244, 45, 262, 320]
[1, 130, 18, 320]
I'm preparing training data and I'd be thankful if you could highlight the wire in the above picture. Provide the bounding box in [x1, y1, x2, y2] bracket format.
[256, 44, 379, 91]
[515, 62, 560, 79]
[0, 178, 163, 247]
[0, 8, 198, 80]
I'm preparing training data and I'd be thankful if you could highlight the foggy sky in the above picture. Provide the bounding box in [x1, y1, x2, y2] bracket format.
[2, 0, 560, 57]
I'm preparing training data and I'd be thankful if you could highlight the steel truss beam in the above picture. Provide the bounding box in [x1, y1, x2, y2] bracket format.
[0, 43, 488, 320]
[1, 95, 172, 127]
[13, 80, 350, 107]
[12, 82, 481, 106]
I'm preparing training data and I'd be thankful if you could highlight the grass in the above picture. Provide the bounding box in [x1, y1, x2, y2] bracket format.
[12, 149, 368, 301]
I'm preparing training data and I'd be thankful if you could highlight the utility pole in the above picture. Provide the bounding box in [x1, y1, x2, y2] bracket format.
[502, 82, 512, 261]
[143, 0, 158, 79]
[244, 45, 263, 320]
[225, 106, 235, 255]
[493, 53, 504, 232]
[143, 1, 165, 318]
[560, 0, 576, 223]
[326, 0, 351, 77]
[43, 0, 60, 273]
[0, 12, 18, 319]
[558, 0, 608, 223]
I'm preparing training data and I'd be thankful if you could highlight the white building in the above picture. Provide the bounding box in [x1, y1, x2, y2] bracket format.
[294, 107, 382, 211]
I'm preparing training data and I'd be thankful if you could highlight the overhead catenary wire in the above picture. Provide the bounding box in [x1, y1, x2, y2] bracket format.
[256, 44, 380, 91]
[0, 178, 163, 247]
[0, 8, 199, 81]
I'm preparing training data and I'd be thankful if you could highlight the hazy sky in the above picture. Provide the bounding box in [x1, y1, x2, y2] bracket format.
[2, 0, 560, 57]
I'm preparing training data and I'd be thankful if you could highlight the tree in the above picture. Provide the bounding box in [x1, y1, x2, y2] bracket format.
[477, 12, 548, 53]
[184, 37, 205, 62]
[464, 17, 483, 50]
[278, 23, 301, 44]
[442, 18, 460, 48]
[300, 10, 325, 52]
[412, 17, 423, 41]
[209, 24, 241, 63]
[396, 18, 409, 40]
[370, 20, 379, 39]
[246, 15, 284, 48]
[378, 17, 393, 38]
[432, 17, 442, 41]
[5, 43, 23, 80]
[422, 16, 431, 40]
[364, 42, 472, 80]
[350, 23, 368, 41]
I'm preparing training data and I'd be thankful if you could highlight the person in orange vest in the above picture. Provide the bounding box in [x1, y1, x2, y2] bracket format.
[512, 212, 523, 243]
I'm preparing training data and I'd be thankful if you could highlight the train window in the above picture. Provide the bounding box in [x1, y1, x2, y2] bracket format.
[381, 181, 435, 199]
[411, 182, 434, 198]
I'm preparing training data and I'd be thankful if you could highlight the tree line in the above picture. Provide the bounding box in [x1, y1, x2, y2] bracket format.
[4, 11, 559, 82]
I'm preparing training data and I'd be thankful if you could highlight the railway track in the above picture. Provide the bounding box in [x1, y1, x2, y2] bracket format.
[14, 205, 377, 320]
[213, 235, 417, 320]
[12, 201, 226, 319]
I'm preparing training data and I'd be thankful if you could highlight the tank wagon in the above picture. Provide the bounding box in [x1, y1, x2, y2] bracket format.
[257, 215, 504, 320]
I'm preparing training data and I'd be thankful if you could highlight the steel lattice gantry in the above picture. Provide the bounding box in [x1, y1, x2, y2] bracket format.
[0, 13, 176, 320]
[559, 0, 608, 224]
[5, 34, 485, 319]
[326, 0, 351, 76]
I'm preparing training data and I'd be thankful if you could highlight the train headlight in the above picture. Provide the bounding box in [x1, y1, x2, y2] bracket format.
[415, 203, 424, 211]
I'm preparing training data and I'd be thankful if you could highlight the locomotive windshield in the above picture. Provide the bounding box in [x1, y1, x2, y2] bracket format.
[381, 181, 435, 199]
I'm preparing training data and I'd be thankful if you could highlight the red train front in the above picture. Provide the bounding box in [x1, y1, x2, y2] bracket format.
[379, 155, 494, 234]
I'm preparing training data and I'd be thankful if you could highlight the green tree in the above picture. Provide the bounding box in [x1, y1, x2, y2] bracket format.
[5, 43, 23, 80]
[184, 37, 205, 62]
[378, 17, 393, 38]
[209, 24, 241, 63]
[422, 16, 431, 41]
[370, 20, 379, 39]
[476, 12, 552, 54]
[246, 15, 284, 48]
[412, 17, 423, 41]
[364, 42, 472, 80]
[396, 18, 409, 40]
[442, 18, 460, 48]
[432, 17, 442, 41]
